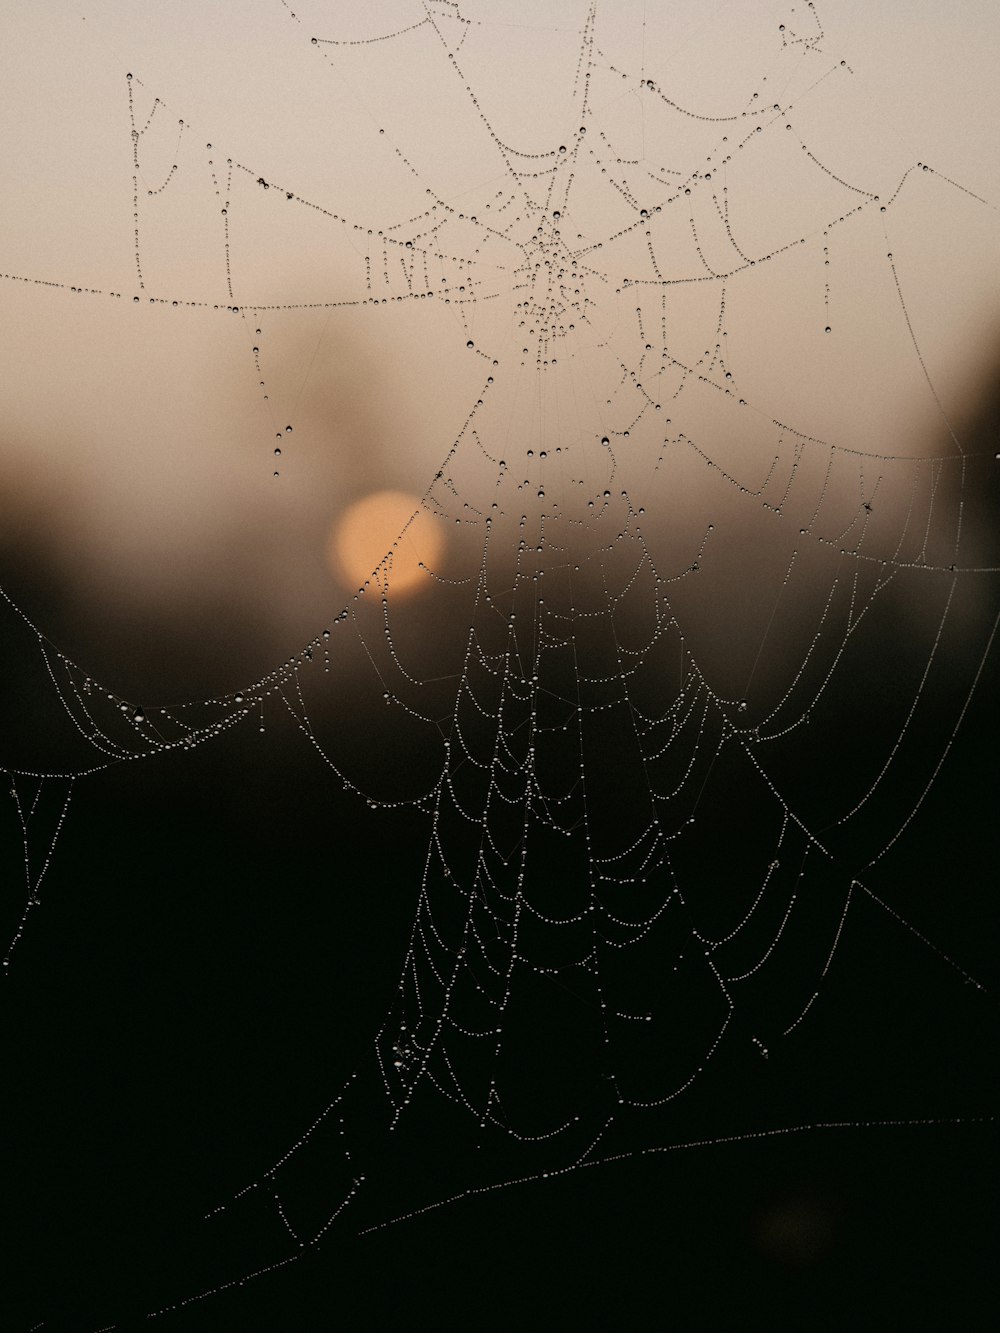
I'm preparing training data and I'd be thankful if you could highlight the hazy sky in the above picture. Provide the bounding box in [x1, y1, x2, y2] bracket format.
[3, 2, 997, 681]
[1, 0, 998, 832]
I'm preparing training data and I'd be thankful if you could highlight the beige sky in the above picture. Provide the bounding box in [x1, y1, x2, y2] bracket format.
[1, 0, 997, 696]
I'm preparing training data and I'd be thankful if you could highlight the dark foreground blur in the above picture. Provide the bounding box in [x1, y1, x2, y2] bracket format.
[1, 386, 998, 1332]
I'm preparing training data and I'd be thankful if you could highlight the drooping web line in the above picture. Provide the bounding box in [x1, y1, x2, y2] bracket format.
[1, 0, 997, 1323]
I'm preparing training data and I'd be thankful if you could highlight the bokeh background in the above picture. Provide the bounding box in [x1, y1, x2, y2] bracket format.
[1, 2, 997, 1329]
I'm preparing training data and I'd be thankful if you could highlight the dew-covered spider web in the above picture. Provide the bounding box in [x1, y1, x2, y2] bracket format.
[1, 2, 998, 1329]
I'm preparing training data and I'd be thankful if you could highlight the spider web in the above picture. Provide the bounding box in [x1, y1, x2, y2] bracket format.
[1, 2, 998, 1328]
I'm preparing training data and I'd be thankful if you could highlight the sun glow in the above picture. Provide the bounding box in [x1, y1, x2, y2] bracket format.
[329, 490, 445, 598]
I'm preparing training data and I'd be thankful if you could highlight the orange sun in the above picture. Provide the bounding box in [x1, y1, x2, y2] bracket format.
[328, 490, 444, 598]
